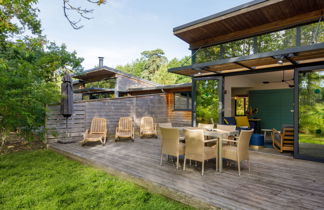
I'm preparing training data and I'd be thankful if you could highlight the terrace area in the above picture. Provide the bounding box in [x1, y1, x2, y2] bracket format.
[49, 137, 324, 210]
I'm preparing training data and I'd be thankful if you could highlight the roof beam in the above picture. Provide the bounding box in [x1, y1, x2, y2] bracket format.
[234, 62, 255, 70]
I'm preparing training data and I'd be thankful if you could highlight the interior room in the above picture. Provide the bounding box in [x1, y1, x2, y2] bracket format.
[224, 70, 295, 155]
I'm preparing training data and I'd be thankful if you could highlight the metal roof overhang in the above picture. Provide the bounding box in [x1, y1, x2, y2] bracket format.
[174, 0, 324, 49]
[168, 43, 324, 77]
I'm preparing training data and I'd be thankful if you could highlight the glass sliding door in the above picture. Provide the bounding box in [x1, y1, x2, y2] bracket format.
[192, 76, 223, 126]
[295, 66, 324, 161]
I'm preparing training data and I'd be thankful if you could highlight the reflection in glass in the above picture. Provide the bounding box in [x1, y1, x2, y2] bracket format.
[298, 70, 324, 159]
[174, 92, 192, 110]
[196, 80, 220, 124]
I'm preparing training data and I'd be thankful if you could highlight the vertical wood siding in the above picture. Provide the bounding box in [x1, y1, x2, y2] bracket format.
[46, 94, 191, 143]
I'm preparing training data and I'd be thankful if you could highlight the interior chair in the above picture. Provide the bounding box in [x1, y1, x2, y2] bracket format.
[183, 129, 218, 176]
[115, 117, 135, 142]
[272, 127, 294, 152]
[140, 116, 157, 138]
[197, 123, 214, 130]
[81, 118, 107, 146]
[221, 129, 254, 175]
[159, 127, 185, 169]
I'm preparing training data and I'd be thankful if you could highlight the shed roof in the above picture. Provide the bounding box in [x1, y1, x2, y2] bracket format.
[174, 0, 324, 49]
[73, 66, 159, 86]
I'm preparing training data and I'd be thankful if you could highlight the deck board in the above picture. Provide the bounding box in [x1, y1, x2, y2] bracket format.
[48, 138, 324, 210]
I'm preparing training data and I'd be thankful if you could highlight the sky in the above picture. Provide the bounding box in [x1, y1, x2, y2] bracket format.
[37, 0, 251, 69]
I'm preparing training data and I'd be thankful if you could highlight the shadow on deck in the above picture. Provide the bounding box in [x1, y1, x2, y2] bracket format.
[48, 138, 324, 210]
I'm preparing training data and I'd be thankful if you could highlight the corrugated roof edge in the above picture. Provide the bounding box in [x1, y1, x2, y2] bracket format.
[173, 0, 267, 32]
[72, 66, 160, 86]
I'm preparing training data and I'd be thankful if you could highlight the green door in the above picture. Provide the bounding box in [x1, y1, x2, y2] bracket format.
[249, 89, 294, 130]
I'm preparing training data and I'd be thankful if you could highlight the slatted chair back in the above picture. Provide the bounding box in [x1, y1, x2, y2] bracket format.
[90, 118, 107, 134]
[282, 127, 294, 142]
[118, 117, 133, 132]
[141, 117, 154, 131]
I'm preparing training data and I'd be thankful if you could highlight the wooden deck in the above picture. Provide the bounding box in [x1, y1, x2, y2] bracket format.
[48, 138, 324, 210]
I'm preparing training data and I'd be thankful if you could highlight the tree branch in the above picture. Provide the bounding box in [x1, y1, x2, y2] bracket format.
[63, 0, 106, 30]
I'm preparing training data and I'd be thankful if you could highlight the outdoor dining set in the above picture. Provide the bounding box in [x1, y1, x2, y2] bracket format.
[80, 116, 254, 176]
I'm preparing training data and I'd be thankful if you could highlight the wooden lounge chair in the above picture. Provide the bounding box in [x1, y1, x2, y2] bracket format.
[115, 117, 135, 142]
[272, 127, 294, 152]
[221, 129, 254, 175]
[81, 118, 107, 146]
[183, 129, 218, 176]
[197, 123, 214, 130]
[159, 127, 185, 169]
[140, 117, 157, 138]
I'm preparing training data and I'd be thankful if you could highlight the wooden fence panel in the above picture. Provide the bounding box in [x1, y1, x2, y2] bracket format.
[46, 94, 191, 143]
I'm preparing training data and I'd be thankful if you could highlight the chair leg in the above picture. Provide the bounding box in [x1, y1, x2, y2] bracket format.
[183, 157, 187, 171]
[176, 156, 180, 169]
[201, 161, 205, 176]
[189, 159, 191, 166]
[238, 160, 241, 176]
[248, 160, 251, 174]
[160, 154, 163, 166]
[216, 157, 218, 171]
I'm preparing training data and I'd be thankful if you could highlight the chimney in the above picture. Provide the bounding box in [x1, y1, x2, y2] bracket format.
[98, 57, 104, 68]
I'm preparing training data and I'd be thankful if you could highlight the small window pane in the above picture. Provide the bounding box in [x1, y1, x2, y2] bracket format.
[174, 92, 191, 110]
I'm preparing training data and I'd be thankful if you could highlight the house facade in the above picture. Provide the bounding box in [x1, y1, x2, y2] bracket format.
[168, 0, 324, 162]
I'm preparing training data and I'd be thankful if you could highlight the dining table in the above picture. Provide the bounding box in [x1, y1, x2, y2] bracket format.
[174, 127, 239, 172]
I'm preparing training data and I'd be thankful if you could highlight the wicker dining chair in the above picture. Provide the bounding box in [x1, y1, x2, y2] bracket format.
[81, 118, 107, 146]
[183, 129, 218, 176]
[216, 124, 237, 132]
[197, 123, 214, 130]
[115, 117, 135, 142]
[140, 117, 157, 138]
[159, 127, 185, 169]
[221, 129, 254, 175]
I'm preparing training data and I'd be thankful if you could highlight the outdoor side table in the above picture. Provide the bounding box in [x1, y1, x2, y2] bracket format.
[261, 129, 272, 141]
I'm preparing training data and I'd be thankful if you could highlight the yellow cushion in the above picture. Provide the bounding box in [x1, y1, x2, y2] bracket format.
[235, 116, 250, 128]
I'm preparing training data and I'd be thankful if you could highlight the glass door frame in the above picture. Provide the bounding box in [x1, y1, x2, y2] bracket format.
[294, 64, 324, 162]
[192, 76, 224, 127]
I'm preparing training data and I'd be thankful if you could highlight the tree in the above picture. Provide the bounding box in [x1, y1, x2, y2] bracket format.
[116, 49, 191, 85]
[63, 0, 106, 29]
[0, 0, 84, 145]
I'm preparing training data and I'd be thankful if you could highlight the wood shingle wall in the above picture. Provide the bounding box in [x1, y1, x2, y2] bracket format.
[46, 94, 191, 143]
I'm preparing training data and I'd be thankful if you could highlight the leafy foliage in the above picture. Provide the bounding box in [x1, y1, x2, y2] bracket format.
[196, 80, 220, 124]
[298, 71, 324, 140]
[116, 49, 191, 85]
[0, 1, 84, 143]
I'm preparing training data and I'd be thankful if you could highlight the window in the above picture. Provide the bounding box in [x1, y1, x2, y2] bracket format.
[234, 96, 249, 116]
[174, 92, 192, 111]
[84, 79, 116, 89]
[82, 92, 114, 100]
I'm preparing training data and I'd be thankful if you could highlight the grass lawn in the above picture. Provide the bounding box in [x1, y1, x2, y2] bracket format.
[0, 149, 193, 210]
[299, 134, 324, 145]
